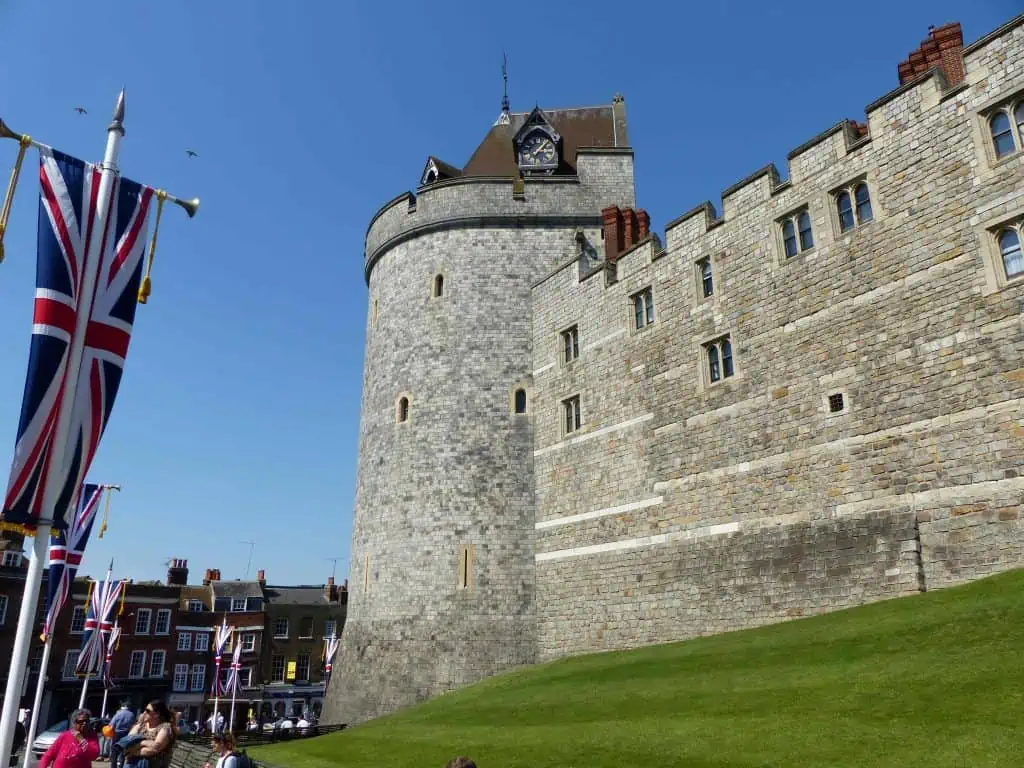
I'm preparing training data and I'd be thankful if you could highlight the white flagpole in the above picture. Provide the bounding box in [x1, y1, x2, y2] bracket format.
[228, 681, 237, 734]
[101, 685, 109, 719]
[20, 637, 52, 768]
[212, 664, 220, 732]
[0, 90, 127, 768]
[78, 675, 90, 710]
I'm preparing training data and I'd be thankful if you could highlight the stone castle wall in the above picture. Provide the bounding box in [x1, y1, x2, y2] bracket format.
[325, 153, 637, 724]
[530, 16, 1024, 659]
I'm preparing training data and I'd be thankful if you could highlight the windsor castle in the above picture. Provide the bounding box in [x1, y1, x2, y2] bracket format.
[323, 13, 1024, 724]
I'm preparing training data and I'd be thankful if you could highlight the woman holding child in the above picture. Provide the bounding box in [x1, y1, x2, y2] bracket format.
[122, 700, 177, 768]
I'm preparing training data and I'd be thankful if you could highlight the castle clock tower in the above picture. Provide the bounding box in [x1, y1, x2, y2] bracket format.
[323, 94, 633, 724]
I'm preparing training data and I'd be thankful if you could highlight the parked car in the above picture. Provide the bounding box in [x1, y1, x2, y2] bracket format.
[32, 717, 108, 757]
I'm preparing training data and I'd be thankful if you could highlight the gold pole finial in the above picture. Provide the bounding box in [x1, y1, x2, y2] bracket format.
[0, 134, 32, 265]
[138, 190, 167, 304]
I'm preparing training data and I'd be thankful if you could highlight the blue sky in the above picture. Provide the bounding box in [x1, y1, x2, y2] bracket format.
[0, 0, 1014, 585]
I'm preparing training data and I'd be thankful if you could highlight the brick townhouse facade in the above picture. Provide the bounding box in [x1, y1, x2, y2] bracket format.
[261, 574, 347, 721]
[0, 537, 348, 730]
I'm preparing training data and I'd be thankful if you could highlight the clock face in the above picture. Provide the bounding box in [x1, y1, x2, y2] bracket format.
[521, 134, 557, 165]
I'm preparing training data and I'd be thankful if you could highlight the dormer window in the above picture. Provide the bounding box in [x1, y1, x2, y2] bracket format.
[419, 156, 461, 187]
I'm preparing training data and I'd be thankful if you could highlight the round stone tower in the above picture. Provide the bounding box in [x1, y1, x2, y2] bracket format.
[324, 97, 634, 724]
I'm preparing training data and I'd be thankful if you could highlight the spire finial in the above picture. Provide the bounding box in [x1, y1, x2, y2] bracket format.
[494, 53, 511, 126]
[501, 52, 510, 115]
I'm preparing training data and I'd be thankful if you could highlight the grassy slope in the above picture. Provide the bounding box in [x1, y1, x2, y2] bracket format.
[253, 570, 1024, 768]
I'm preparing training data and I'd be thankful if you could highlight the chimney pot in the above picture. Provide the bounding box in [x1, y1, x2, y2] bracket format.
[601, 206, 624, 262]
[257, 569, 265, 583]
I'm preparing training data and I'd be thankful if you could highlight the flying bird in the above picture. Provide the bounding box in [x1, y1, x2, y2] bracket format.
[73, 107, 87, 115]
[185, 150, 198, 158]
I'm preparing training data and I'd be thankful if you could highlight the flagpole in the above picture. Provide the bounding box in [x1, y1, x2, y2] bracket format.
[20, 637, 52, 768]
[0, 90, 126, 768]
[78, 675, 90, 710]
[228, 682, 236, 734]
[100, 684, 109, 720]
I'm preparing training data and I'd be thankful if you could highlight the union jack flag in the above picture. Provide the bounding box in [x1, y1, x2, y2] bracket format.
[322, 635, 340, 688]
[212, 617, 232, 697]
[225, 640, 243, 695]
[1, 147, 153, 534]
[75, 564, 126, 677]
[41, 483, 105, 639]
[102, 619, 121, 689]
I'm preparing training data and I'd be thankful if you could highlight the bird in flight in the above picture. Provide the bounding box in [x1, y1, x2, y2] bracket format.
[185, 149, 199, 158]
[73, 107, 87, 115]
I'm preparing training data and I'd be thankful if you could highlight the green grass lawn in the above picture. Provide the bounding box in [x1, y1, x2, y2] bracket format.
[252, 570, 1024, 768]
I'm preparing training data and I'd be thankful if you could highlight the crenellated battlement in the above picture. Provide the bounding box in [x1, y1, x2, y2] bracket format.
[660, 16, 1024, 252]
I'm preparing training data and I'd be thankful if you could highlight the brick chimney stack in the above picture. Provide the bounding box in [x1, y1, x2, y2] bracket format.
[202, 568, 221, 586]
[324, 575, 338, 602]
[898, 23, 964, 87]
[257, 569, 266, 585]
[602, 205, 653, 262]
[166, 558, 189, 586]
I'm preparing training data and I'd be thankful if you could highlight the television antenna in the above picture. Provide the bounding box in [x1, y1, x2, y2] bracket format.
[325, 556, 347, 582]
[239, 541, 255, 580]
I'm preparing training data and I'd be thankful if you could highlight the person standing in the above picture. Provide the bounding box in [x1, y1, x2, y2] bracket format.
[39, 709, 99, 768]
[109, 702, 135, 768]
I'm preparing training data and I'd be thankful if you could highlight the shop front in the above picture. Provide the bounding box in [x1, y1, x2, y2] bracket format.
[260, 684, 325, 722]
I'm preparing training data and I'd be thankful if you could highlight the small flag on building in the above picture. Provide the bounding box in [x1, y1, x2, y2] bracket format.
[0, 148, 153, 535]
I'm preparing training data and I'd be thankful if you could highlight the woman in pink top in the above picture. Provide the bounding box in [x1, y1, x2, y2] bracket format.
[39, 709, 99, 768]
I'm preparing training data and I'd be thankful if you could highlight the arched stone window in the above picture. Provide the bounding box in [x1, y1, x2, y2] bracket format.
[433, 274, 444, 298]
[396, 396, 410, 423]
[836, 191, 854, 232]
[999, 227, 1023, 279]
[990, 111, 1016, 159]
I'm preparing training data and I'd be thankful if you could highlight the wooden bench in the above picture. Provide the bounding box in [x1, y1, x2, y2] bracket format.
[169, 740, 215, 768]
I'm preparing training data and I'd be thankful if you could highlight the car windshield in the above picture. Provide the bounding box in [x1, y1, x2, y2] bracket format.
[41, 720, 68, 735]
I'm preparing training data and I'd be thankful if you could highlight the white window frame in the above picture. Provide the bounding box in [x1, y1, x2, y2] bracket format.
[190, 664, 206, 692]
[231, 598, 246, 612]
[70, 606, 87, 634]
[134, 608, 152, 635]
[631, 287, 655, 331]
[298, 618, 314, 639]
[154, 609, 171, 636]
[241, 633, 256, 653]
[239, 667, 253, 688]
[194, 633, 209, 652]
[62, 650, 80, 680]
[561, 324, 579, 364]
[271, 655, 285, 682]
[2, 551, 22, 568]
[187, 600, 204, 613]
[149, 650, 166, 678]
[323, 621, 337, 639]
[177, 632, 192, 651]
[561, 394, 582, 437]
[274, 618, 289, 639]
[296, 653, 311, 681]
[128, 650, 146, 679]
[172, 664, 189, 692]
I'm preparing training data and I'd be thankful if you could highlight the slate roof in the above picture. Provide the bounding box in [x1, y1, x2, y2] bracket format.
[210, 580, 264, 599]
[461, 104, 624, 178]
[262, 585, 332, 606]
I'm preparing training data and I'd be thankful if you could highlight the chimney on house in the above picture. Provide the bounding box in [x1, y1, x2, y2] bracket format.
[202, 568, 221, 586]
[166, 558, 189, 586]
[897, 23, 964, 87]
[602, 206, 624, 262]
[257, 569, 266, 585]
[324, 575, 337, 602]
